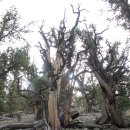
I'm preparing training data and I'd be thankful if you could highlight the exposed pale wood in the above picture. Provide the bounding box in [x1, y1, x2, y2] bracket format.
[48, 91, 61, 130]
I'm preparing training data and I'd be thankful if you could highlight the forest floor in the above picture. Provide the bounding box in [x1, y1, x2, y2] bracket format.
[0, 112, 130, 130]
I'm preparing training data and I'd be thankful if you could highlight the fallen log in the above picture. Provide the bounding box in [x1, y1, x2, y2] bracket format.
[74, 123, 103, 129]
[70, 122, 118, 130]
[0, 120, 50, 130]
[0, 122, 34, 130]
[64, 120, 103, 129]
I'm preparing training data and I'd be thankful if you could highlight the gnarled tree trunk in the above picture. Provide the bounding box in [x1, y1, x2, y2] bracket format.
[48, 90, 61, 130]
[96, 83, 130, 127]
[86, 68, 130, 127]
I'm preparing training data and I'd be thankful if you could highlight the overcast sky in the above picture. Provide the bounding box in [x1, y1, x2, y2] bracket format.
[0, 0, 130, 69]
[1, 0, 129, 40]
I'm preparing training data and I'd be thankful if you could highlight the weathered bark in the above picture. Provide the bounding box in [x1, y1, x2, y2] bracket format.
[94, 71, 114, 98]
[54, 51, 63, 104]
[64, 79, 76, 127]
[91, 63, 130, 127]
[92, 70, 122, 127]
[91, 49, 130, 127]
[103, 95, 125, 127]
[48, 90, 61, 130]
[97, 85, 130, 128]
[64, 85, 74, 126]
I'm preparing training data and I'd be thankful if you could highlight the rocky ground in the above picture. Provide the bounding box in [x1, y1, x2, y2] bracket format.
[0, 113, 34, 126]
[0, 112, 130, 130]
[77, 112, 102, 124]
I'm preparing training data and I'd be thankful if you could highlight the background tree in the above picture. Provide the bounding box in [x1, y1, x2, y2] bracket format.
[7, 46, 30, 116]
[0, 46, 32, 115]
[0, 6, 32, 116]
[102, 0, 130, 29]
[75, 75, 102, 112]
[30, 75, 49, 120]
[0, 7, 29, 43]
[78, 24, 130, 127]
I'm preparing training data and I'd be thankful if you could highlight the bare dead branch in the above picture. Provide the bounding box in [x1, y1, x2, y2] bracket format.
[39, 21, 50, 49]
[96, 28, 109, 35]
[19, 89, 38, 95]
[65, 5, 84, 47]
